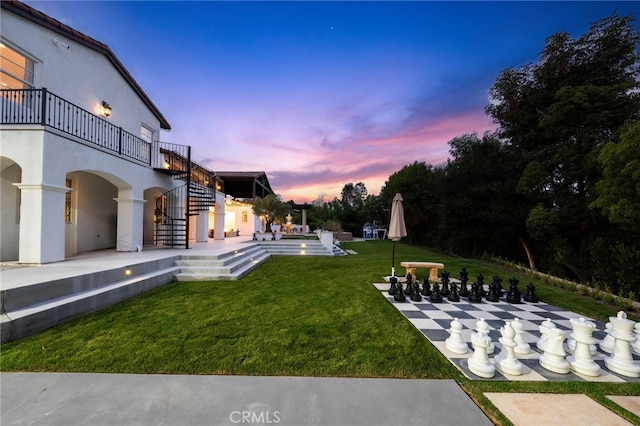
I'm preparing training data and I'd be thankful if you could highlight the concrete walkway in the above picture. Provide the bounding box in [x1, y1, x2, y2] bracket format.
[1, 373, 491, 426]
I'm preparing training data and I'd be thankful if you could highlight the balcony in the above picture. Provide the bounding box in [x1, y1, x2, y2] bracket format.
[1, 88, 152, 165]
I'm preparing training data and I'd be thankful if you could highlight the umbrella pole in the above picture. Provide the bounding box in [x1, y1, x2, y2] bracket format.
[391, 241, 396, 277]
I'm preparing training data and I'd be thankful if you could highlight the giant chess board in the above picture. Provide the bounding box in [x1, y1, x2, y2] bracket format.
[374, 283, 640, 382]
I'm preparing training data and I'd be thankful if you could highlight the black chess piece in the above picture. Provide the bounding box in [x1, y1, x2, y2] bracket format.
[404, 273, 414, 296]
[506, 277, 522, 304]
[394, 281, 406, 302]
[421, 277, 432, 296]
[410, 282, 422, 301]
[491, 275, 504, 297]
[430, 282, 443, 303]
[448, 282, 460, 302]
[459, 268, 470, 297]
[486, 280, 500, 302]
[440, 270, 450, 297]
[477, 273, 486, 297]
[524, 282, 539, 303]
[469, 281, 483, 303]
[388, 276, 398, 296]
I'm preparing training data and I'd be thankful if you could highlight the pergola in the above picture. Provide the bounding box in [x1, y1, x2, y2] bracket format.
[215, 171, 274, 200]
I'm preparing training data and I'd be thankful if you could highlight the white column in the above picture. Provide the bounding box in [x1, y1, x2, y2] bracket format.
[301, 209, 308, 233]
[195, 210, 209, 242]
[213, 201, 225, 240]
[114, 196, 146, 252]
[15, 183, 68, 264]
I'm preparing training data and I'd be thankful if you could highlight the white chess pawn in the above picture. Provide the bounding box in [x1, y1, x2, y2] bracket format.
[445, 318, 468, 354]
[512, 317, 530, 355]
[567, 317, 601, 377]
[476, 318, 495, 354]
[539, 327, 570, 374]
[605, 311, 640, 378]
[495, 321, 523, 376]
[600, 321, 615, 354]
[537, 318, 555, 352]
[468, 329, 495, 379]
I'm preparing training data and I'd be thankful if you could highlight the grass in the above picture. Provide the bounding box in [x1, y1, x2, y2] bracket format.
[1, 240, 639, 425]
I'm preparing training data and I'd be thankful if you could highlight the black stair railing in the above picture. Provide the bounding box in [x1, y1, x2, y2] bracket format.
[153, 143, 217, 248]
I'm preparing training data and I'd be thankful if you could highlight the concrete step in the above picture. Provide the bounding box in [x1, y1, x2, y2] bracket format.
[175, 251, 270, 281]
[255, 240, 334, 256]
[1, 261, 179, 343]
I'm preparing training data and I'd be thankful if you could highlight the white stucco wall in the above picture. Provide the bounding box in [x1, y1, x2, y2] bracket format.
[0, 127, 178, 262]
[1, 10, 162, 137]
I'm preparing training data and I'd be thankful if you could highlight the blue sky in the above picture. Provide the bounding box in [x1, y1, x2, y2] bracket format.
[26, 1, 640, 202]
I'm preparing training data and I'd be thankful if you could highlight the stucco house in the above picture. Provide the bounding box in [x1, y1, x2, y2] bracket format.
[0, 0, 276, 264]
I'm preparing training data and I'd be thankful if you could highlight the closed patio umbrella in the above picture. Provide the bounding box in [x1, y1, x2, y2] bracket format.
[388, 193, 407, 277]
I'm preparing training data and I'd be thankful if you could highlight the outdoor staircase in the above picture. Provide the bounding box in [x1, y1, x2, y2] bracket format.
[255, 239, 339, 256]
[174, 239, 344, 281]
[174, 245, 270, 281]
[154, 142, 216, 248]
[0, 257, 179, 343]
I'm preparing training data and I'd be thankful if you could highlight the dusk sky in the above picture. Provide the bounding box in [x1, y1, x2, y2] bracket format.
[26, 1, 639, 203]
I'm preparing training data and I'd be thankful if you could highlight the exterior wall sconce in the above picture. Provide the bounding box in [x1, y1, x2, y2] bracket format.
[101, 101, 112, 117]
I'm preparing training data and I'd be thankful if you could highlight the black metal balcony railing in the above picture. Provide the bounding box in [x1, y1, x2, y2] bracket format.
[0, 88, 151, 165]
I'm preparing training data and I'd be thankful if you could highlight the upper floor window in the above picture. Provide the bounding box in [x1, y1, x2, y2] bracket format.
[141, 124, 154, 143]
[0, 42, 35, 89]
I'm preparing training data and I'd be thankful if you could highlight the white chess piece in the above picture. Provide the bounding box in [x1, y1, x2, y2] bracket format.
[539, 327, 570, 374]
[567, 317, 601, 377]
[468, 319, 495, 378]
[605, 311, 640, 378]
[445, 318, 468, 354]
[632, 322, 640, 355]
[537, 318, 555, 352]
[476, 317, 495, 354]
[512, 317, 530, 355]
[494, 321, 523, 376]
[600, 321, 615, 354]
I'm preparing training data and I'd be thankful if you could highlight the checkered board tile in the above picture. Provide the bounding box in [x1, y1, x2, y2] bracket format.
[374, 283, 640, 382]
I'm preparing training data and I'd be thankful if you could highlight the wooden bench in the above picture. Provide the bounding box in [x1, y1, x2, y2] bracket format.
[400, 261, 445, 282]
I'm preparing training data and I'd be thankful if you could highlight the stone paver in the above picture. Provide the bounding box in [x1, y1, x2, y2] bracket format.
[485, 392, 634, 426]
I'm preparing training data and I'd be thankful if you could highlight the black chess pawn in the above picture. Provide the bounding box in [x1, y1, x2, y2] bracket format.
[421, 277, 432, 296]
[459, 268, 470, 297]
[430, 282, 443, 303]
[524, 282, 539, 303]
[491, 275, 504, 297]
[448, 282, 460, 302]
[394, 281, 406, 302]
[469, 281, 483, 303]
[388, 276, 398, 296]
[410, 282, 422, 302]
[506, 277, 522, 304]
[486, 281, 500, 302]
[440, 270, 450, 297]
[404, 273, 414, 296]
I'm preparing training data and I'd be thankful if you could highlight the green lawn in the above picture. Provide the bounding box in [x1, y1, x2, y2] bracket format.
[1, 240, 639, 425]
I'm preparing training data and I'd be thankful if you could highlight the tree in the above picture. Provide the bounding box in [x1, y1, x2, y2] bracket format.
[442, 132, 531, 264]
[380, 162, 444, 246]
[592, 121, 640, 232]
[485, 13, 640, 282]
[252, 194, 290, 233]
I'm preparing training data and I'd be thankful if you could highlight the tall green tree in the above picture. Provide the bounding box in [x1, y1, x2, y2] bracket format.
[592, 121, 640, 232]
[442, 132, 531, 264]
[485, 13, 640, 281]
[380, 162, 445, 246]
